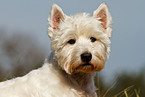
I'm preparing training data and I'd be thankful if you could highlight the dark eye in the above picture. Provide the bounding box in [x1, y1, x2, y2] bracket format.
[68, 39, 76, 44]
[90, 37, 97, 42]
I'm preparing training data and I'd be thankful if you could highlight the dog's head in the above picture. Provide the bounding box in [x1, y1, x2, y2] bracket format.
[48, 3, 112, 74]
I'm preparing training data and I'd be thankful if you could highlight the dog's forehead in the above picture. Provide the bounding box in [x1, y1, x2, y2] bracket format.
[59, 13, 103, 35]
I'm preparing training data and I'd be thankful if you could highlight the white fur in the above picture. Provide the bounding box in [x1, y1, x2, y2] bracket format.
[0, 2, 112, 97]
[0, 63, 90, 97]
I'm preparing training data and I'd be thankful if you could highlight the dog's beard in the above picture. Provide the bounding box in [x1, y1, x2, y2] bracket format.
[64, 52, 105, 74]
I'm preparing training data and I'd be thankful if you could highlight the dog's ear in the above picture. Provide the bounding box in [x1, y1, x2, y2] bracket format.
[93, 2, 112, 37]
[50, 4, 65, 30]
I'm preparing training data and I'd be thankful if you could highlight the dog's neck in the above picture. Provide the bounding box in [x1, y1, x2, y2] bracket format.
[69, 72, 96, 94]
[48, 54, 96, 95]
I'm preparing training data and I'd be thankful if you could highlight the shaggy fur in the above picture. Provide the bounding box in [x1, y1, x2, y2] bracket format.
[0, 3, 112, 97]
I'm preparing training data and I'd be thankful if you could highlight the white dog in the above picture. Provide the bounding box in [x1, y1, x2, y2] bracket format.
[0, 3, 112, 97]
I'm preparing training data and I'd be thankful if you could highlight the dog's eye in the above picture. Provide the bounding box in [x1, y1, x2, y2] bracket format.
[90, 37, 97, 42]
[68, 39, 76, 44]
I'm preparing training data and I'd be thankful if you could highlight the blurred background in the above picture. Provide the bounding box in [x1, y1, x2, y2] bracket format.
[0, 0, 145, 96]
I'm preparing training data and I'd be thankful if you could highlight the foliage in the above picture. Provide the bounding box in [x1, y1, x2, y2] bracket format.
[95, 71, 145, 97]
[0, 29, 45, 80]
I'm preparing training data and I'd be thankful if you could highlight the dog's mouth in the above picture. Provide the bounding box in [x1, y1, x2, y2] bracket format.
[81, 63, 92, 67]
[73, 62, 95, 73]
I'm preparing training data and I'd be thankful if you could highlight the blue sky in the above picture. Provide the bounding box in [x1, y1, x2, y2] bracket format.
[0, 0, 145, 83]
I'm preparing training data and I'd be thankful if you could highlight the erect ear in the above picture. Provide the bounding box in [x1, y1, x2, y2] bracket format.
[93, 2, 112, 37]
[50, 4, 65, 30]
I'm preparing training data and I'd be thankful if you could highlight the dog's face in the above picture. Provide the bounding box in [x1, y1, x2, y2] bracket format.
[48, 3, 112, 74]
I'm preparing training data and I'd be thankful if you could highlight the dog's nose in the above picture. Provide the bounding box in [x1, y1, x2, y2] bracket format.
[81, 52, 92, 62]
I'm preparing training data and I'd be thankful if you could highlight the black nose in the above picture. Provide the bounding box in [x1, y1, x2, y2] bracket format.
[81, 52, 92, 62]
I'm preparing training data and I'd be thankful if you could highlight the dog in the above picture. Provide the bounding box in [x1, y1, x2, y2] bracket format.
[0, 2, 112, 97]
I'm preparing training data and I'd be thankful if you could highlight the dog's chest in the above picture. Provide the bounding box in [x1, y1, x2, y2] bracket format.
[37, 63, 86, 97]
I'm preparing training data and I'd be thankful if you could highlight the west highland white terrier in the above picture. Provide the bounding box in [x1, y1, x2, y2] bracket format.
[0, 2, 112, 97]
